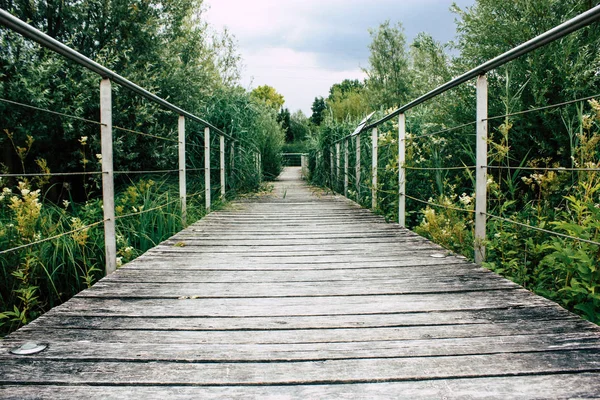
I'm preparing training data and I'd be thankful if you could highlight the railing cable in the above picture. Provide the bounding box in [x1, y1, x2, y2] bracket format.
[0, 171, 102, 178]
[114, 199, 180, 220]
[486, 93, 600, 122]
[484, 212, 600, 247]
[113, 125, 179, 143]
[0, 97, 104, 126]
[0, 220, 105, 256]
[406, 194, 476, 215]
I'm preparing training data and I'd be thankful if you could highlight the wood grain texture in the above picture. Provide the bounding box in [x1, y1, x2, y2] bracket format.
[2, 167, 599, 398]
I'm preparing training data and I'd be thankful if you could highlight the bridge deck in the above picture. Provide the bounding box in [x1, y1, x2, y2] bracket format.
[1, 167, 600, 399]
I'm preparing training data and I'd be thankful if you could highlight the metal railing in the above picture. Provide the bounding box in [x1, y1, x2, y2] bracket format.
[0, 9, 262, 275]
[317, 5, 600, 264]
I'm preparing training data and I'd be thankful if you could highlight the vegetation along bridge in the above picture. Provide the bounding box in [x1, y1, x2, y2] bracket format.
[2, 4, 600, 399]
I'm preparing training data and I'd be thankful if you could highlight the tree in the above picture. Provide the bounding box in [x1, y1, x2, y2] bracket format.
[364, 20, 412, 109]
[310, 96, 327, 126]
[409, 33, 451, 96]
[250, 85, 285, 111]
[289, 110, 310, 143]
[327, 79, 364, 100]
[327, 79, 369, 121]
[451, 0, 600, 165]
[277, 108, 292, 142]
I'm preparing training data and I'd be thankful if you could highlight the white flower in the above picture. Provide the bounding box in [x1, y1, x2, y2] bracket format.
[62, 200, 70, 209]
[459, 193, 472, 206]
[116, 257, 123, 267]
[79, 136, 88, 145]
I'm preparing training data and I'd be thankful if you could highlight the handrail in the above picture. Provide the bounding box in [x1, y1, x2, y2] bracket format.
[345, 4, 600, 137]
[0, 8, 240, 144]
[320, 5, 600, 265]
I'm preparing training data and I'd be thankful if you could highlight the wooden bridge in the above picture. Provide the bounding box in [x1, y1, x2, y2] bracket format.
[1, 167, 599, 398]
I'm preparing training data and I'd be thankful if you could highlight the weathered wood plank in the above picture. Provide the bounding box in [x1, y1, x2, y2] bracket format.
[21, 305, 583, 331]
[1, 350, 600, 385]
[104, 265, 491, 283]
[54, 290, 554, 317]
[11, 318, 596, 345]
[81, 276, 519, 298]
[3, 373, 600, 400]
[3, 333, 600, 363]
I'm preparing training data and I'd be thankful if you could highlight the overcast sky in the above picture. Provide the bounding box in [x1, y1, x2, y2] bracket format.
[204, 0, 475, 115]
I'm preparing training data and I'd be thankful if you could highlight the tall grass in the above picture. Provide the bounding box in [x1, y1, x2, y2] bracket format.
[0, 173, 222, 336]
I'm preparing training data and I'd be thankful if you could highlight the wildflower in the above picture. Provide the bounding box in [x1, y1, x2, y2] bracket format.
[70, 218, 89, 245]
[62, 200, 70, 209]
[459, 193, 472, 206]
[79, 136, 88, 145]
[116, 257, 123, 268]
[96, 154, 102, 162]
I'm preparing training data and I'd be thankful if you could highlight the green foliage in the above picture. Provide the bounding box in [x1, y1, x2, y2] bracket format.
[0, 0, 285, 336]
[250, 85, 285, 111]
[364, 20, 412, 109]
[310, 97, 327, 126]
[327, 79, 370, 122]
[308, 0, 600, 325]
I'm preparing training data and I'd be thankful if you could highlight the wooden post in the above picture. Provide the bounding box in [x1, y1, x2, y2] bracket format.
[100, 78, 116, 275]
[372, 127, 378, 210]
[344, 139, 349, 197]
[475, 74, 488, 264]
[220, 135, 225, 199]
[204, 126, 211, 212]
[356, 135, 361, 197]
[335, 142, 340, 188]
[398, 113, 406, 227]
[178, 115, 186, 226]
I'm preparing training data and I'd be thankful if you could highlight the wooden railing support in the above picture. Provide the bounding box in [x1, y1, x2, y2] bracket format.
[178, 115, 187, 226]
[371, 127, 378, 210]
[204, 126, 211, 212]
[475, 74, 488, 264]
[398, 113, 406, 227]
[100, 78, 116, 275]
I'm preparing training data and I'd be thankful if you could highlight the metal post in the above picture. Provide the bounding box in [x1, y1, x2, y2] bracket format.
[301, 154, 308, 178]
[258, 152, 262, 183]
[178, 115, 187, 226]
[335, 142, 340, 188]
[398, 113, 406, 227]
[100, 78, 116, 275]
[356, 135, 361, 196]
[344, 139, 349, 197]
[220, 135, 225, 199]
[372, 127, 378, 210]
[204, 126, 211, 212]
[230, 141, 235, 171]
[330, 148, 334, 190]
[475, 74, 488, 264]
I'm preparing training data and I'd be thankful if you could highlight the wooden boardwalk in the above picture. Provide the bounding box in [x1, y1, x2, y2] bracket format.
[1, 167, 600, 399]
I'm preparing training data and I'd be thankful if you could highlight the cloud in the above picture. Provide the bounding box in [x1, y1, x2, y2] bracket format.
[204, 0, 475, 114]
